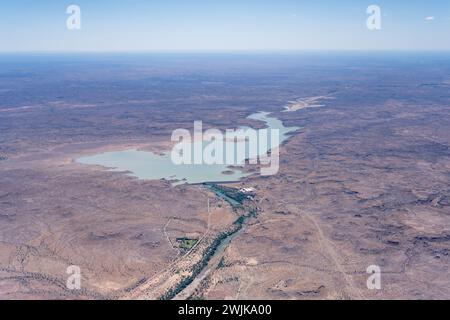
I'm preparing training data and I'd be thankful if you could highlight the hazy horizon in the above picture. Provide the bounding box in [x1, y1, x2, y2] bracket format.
[1, 0, 450, 52]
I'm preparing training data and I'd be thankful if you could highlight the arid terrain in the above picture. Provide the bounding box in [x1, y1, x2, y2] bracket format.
[1, 53, 449, 299]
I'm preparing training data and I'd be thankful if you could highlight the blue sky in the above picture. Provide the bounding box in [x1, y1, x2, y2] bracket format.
[1, 0, 449, 52]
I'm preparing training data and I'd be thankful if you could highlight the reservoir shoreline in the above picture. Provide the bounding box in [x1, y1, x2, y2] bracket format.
[76, 112, 299, 186]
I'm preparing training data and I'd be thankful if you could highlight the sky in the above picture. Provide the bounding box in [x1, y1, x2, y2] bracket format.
[0, 0, 449, 52]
